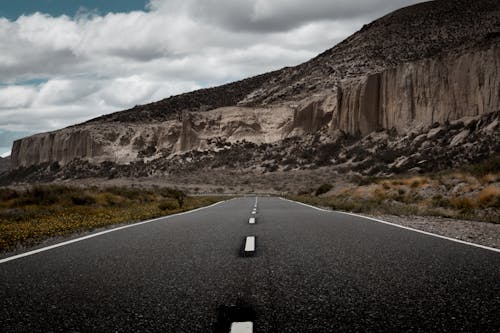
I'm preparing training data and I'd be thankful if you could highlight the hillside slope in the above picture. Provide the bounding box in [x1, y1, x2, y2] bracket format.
[7, 0, 500, 182]
[88, 0, 500, 120]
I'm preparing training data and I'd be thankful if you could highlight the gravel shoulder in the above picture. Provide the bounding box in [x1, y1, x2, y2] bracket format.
[365, 214, 500, 250]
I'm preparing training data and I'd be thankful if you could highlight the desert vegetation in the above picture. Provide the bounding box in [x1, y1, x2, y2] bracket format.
[0, 185, 222, 253]
[291, 156, 500, 223]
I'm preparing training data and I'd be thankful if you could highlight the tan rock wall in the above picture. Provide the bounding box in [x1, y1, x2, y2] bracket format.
[11, 130, 104, 167]
[331, 43, 500, 136]
[380, 43, 500, 130]
[11, 44, 500, 168]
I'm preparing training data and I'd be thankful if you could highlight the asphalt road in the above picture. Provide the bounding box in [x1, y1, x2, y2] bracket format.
[1, 197, 499, 332]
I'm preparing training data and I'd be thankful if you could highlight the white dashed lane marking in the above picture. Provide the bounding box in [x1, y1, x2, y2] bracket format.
[230, 321, 253, 333]
[249, 217, 255, 224]
[244, 236, 255, 252]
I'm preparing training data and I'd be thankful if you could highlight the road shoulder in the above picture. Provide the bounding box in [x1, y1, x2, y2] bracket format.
[365, 214, 500, 250]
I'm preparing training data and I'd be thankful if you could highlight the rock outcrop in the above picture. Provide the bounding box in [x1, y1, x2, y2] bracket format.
[6, 110, 499, 184]
[0, 156, 10, 174]
[7, 0, 500, 179]
[329, 42, 500, 136]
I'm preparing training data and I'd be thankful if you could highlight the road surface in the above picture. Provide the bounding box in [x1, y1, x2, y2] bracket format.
[1, 197, 499, 332]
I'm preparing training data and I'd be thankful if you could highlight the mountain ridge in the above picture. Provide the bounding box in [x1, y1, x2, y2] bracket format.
[80, 0, 500, 123]
[5, 0, 500, 182]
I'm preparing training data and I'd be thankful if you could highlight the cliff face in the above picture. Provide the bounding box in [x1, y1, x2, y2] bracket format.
[0, 156, 10, 173]
[10, 42, 500, 168]
[330, 43, 500, 136]
[12, 130, 104, 167]
[11, 105, 310, 166]
[8, 0, 500, 172]
[379, 43, 500, 131]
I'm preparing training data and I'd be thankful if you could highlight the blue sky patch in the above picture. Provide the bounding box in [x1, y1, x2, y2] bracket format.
[0, 78, 48, 86]
[0, 0, 148, 20]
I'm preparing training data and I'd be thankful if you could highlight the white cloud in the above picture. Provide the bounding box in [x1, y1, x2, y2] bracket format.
[0, 86, 37, 109]
[0, 0, 425, 150]
[33, 79, 99, 106]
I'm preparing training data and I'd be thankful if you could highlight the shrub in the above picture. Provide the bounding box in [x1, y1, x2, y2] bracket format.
[467, 154, 500, 176]
[158, 198, 179, 211]
[315, 183, 333, 196]
[406, 177, 427, 188]
[431, 194, 449, 207]
[449, 196, 476, 210]
[106, 186, 151, 201]
[478, 186, 500, 208]
[70, 193, 96, 206]
[98, 193, 122, 207]
[350, 174, 378, 186]
[298, 189, 313, 195]
[0, 188, 19, 201]
[159, 188, 185, 207]
[23, 185, 75, 205]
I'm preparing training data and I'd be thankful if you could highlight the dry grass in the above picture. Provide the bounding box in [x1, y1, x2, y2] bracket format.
[0, 185, 223, 253]
[479, 186, 500, 207]
[402, 176, 428, 188]
[480, 173, 498, 184]
[293, 165, 500, 223]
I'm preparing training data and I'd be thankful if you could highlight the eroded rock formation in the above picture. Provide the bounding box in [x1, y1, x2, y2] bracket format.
[7, 0, 500, 177]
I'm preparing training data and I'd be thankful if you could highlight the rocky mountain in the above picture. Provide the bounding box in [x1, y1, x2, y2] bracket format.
[6, 0, 500, 183]
[8, 110, 499, 184]
[0, 156, 10, 174]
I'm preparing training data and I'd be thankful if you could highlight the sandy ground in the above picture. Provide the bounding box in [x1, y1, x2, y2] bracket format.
[366, 214, 500, 250]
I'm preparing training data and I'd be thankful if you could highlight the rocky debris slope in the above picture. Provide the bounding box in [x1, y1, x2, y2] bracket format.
[85, 71, 279, 123]
[7, 0, 500, 177]
[5, 110, 499, 184]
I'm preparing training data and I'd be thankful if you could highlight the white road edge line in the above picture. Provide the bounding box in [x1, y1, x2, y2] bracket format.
[230, 321, 253, 333]
[249, 217, 256, 224]
[280, 197, 500, 253]
[0, 200, 228, 264]
[244, 236, 255, 252]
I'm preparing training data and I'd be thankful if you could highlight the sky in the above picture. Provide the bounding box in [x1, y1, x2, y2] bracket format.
[0, 0, 424, 157]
